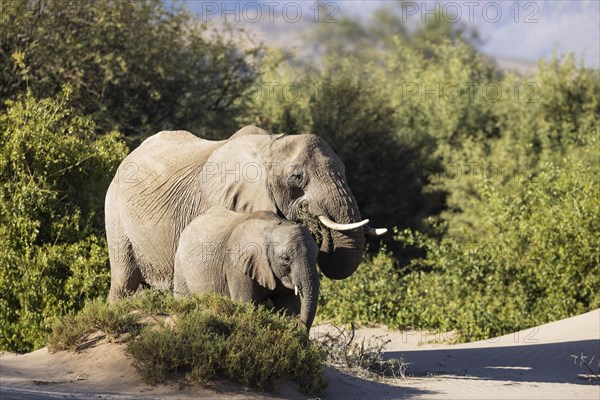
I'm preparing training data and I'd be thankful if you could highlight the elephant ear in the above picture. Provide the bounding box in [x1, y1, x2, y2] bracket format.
[230, 227, 276, 290]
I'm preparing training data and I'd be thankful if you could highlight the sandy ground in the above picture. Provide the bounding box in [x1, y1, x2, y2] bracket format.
[1, 309, 599, 400]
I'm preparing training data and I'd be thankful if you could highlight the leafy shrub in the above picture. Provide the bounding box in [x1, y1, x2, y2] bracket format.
[491, 54, 599, 160]
[405, 155, 599, 339]
[308, 59, 447, 245]
[318, 249, 405, 326]
[0, 88, 127, 352]
[1, 0, 260, 141]
[49, 291, 327, 395]
[319, 153, 599, 341]
[48, 298, 140, 352]
[441, 54, 600, 237]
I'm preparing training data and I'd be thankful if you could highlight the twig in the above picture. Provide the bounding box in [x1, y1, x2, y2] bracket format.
[571, 353, 600, 380]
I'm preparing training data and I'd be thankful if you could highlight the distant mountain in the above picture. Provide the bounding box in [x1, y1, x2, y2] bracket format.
[494, 57, 538, 76]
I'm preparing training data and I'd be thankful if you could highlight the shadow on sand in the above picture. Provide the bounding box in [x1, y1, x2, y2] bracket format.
[388, 339, 600, 385]
[316, 366, 437, 400]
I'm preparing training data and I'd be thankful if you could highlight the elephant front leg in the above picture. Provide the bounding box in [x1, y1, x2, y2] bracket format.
[226, 270, 265, 303]
[270, 290, 301, 318]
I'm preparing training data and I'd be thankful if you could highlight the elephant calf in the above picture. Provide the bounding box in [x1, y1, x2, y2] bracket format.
[174, 206, 320, 328]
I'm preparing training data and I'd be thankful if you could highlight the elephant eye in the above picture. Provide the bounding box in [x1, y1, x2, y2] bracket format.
[288, 170, 304, 187]
[281, 253, 291, 264]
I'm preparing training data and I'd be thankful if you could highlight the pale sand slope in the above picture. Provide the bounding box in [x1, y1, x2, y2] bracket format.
[326, 308, 600, 400]
[1, 309, 599, 400]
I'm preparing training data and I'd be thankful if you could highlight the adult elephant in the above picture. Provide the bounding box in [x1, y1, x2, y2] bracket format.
[105, 125, 385, 302]
[174, 207, 320, 328]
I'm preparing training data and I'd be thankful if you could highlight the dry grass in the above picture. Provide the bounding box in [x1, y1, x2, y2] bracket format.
[319, 323, 409, 380]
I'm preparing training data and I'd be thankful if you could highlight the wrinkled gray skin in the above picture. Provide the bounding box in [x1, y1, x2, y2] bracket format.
[174, 207, 319, 328]
[106, 125, 365, 302]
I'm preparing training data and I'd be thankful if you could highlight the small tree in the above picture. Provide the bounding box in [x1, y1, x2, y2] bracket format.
[0, 0, 261, 142]
[0, 87, 127, 352]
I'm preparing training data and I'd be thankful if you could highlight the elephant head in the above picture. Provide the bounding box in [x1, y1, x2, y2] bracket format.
[228, 212, 320, 328]
[201, 126, 385, 280]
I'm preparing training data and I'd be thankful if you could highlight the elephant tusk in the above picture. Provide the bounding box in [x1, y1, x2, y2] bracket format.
[365, 226, 388, 236]
[295, 285, 299, 296]
[318, 215, 369, 231]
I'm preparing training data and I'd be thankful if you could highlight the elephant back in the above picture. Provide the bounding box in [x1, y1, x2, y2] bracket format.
[184, 206, 244, 242]
[229, 125, 270, 139]
[106, 131, 224, 286]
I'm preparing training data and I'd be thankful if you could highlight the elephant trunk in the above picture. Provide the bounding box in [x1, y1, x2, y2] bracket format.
[318, 229, 365, 279]
[296, 263, 320, 329]
[315, 176, 366, 280]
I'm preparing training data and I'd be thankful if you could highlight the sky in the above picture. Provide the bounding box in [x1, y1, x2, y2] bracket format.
[183, 0, 600, 68]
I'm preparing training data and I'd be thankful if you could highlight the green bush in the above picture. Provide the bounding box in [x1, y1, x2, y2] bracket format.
[241, 51, 448, 252]
[318, 249, 405, 326]
[441, 54, 600, 237]
[308, 59, 447, 242]
[404, 153, 599, 337]
[49, 291, 327, 395]
[48, 297, 141, 352]
[319, 153, 599, 341]
[249, 45, 598, 341]
[0, 88, 127, 352]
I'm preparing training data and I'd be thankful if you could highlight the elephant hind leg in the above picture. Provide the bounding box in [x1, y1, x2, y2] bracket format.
[108, 240, 143, 303]
[107, 225, 143, 303]
[173, 253, 189, 298]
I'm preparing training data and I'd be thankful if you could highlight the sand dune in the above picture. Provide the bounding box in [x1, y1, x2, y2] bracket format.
[1, 310, 598, 399]
[380, 308, 600, 400]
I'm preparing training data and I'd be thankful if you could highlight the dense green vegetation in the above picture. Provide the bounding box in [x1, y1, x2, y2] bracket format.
[0, 0, 260, 352]
[0, 88, 127, 352]
[0, 0, 598, 355]
[245, 11, 599, 339]
[1, 0, 260, 143]
[319, 151, 599, 339]
[49, 291, 326, 394]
